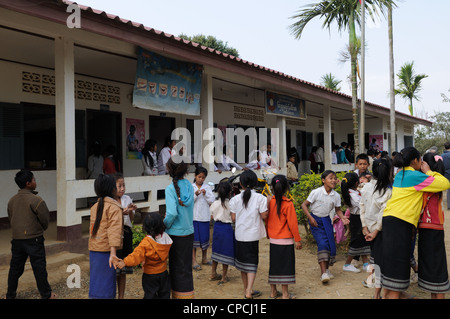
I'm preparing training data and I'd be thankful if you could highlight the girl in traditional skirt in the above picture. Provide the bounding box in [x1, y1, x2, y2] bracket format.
[210, 180, 235, 284]
[341, 172, 371, 273]
[192, 167, 216, 270]
[360, 158, 393, 299]
[301, 170, 349, 283]
[230, 170, 268, 299]
[381, 147, 450, 299]
[417, 153, 450, 298]
[163, 158, 195, 299]
[88, 174, 123, 299]
[114, 173, 137, 299]
[267, 175, 302, 299]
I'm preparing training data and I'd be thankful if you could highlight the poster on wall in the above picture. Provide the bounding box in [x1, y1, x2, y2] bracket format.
[132, 47, 203, 116]
[265, 91, 306, 119]
[126, 118, 145, 159]
[368, 134, 384, 152]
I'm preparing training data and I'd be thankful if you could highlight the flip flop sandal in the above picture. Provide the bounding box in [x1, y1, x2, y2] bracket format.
[209, 274, 222, 281]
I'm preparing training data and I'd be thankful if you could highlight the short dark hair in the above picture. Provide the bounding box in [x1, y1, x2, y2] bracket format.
[15, 170, 34, 189]
[445, 142, 450, 150]
[355, 153, 369, 163]
[143, 212, 166, 238]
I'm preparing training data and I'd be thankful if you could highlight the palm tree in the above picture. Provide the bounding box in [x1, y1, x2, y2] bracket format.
[289, 0, 395, 154]
[320, 73, 342, 91]
[394, 61, 428, 116]
[388, 3, 396, 152]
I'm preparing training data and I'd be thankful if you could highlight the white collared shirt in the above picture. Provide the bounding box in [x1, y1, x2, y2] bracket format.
[193, 183, 215, 222]
[348, 188, 361, 215]
[307, 186, 341, 218]
[210, 199, 232, 223]
[120, 194, 134, 228]
[360, 179, 392, 232]
[229, 190, 268, 241]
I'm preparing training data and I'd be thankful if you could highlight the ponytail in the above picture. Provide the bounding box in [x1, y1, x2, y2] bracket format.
[166, 157, 189, 207]
[423, 152, 445, 175]
[393, 147, 421, 183]
[92, 174, 117, 236]
[271, 175, 289, 218]
[341, 172, 358, 207]
[217, 181, 232, 208]
[240, 170, 258, 208]
[372, 158, 393, 196]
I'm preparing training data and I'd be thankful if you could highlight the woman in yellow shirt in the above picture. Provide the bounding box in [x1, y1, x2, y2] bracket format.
[380, 147, 450, 299]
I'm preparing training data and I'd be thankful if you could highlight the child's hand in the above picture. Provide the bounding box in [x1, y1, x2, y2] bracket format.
[129, 203, 137, 211]
[341, 216, 350, 225]
[308, 216, 318, 228]
[295, 241, 302, 250]
[110, 255, 121, 269]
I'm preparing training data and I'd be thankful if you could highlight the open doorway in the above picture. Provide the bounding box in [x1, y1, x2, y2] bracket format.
[149, 115, 176, 153]
[87, 109, 122, 170]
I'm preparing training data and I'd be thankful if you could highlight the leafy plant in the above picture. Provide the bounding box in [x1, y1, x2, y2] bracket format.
[290, 171, 347, 235]
[132, 224, 146, 250]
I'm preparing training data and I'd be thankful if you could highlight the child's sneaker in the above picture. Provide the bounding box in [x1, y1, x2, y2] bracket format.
[326, 269, 335, 279]
[320, 272, 330, 283]
[343, 264, 361, 273]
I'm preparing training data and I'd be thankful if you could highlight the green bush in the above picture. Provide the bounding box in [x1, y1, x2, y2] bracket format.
[290, 170, 347, 235]
[132, 224, 146, 250]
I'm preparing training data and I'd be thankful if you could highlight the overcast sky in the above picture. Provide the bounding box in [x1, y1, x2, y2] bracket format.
[77, 0, 450, 118]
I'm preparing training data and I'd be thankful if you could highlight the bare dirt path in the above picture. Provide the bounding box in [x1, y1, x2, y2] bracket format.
[1, 194, 448, 300]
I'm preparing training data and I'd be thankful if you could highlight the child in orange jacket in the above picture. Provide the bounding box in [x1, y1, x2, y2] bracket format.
[267, 175, 302, 299]
[114, 212, 172, 299]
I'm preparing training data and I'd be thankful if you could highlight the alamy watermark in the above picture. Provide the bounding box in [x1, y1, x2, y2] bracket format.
[66, 4, 81, 29]
[171, 120, 280, 167]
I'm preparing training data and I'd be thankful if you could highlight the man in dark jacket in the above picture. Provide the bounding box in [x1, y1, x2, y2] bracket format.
[6, 170, 56, 299]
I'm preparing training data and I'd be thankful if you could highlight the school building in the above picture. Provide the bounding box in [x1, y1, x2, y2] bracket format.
[0, 0, 431, 249]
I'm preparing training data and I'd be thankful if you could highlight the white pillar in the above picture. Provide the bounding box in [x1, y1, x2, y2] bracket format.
[200, 70, 215, 172]
[54, 36, 79, 241]
[276, 116, 286, 174]
[323, 104, 332, 171]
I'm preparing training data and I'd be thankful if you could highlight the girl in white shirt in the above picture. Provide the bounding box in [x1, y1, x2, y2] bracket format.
[360, 158, 393, 299]
[157, 137, 176, 175]
[209, 181, 235, 284]
[114, 173, 137, 299]
[141, 139, 158, 176]
[301, 170, 349, 283]
[192, 167, 215, 270]
[230, 170, 268, 299]
[341, 172, 370, 273]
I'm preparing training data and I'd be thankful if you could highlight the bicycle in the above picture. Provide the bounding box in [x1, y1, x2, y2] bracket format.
[254, 168, 295, 201]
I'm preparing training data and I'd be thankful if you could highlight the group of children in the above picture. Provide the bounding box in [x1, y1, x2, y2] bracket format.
[6, 144, 450, 300]
[302, 147, 450, 299]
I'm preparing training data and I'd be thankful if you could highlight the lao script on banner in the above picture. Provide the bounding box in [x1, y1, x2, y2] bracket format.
[132, 47, 203, 116]
[266, 91, 306, 119]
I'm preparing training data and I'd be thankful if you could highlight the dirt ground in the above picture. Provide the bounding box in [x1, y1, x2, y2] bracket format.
[0, 224, 434, 300]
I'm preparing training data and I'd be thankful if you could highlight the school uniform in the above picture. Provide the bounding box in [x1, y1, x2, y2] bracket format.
[210, 199, 235, 266]
[116, 194, 134, 274]
[360, 179, 392, 276]
[193, 183, 215, 250]
[306, 186, 341, 265]
[229, 190, 267, 273]
[347, 189, 371, 257]
[380, 167, 450, 292]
